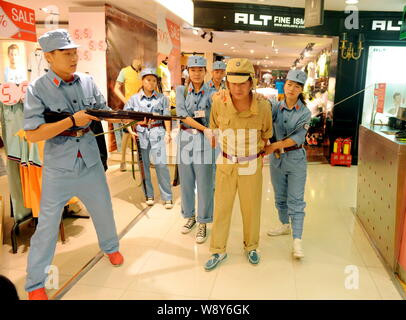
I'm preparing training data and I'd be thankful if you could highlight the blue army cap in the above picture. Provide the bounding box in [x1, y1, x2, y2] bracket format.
[38, 29, 80, 52]
[140, 68, 158, 79]
[187, 55, 207, 68]
[213, 61, 226, 70]
[286, 69, 307, 85]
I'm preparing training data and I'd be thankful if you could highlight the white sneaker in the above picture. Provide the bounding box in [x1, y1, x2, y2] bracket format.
[267, 224, 291, 236]
[293, 238, 304, 259]
[196, 224, 207, 244]
[146, 198, 154, 206]
[164, 200, 173, 209]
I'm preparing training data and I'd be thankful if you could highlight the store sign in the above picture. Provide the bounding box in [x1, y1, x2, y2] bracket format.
[0, 0, 36, 42]
[371, 20, 402, 31]
[304, 0, 324, 28]
[234, 13, 305, 29]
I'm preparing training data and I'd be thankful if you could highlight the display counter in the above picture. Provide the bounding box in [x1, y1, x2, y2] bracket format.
[357, 124, 406, 282]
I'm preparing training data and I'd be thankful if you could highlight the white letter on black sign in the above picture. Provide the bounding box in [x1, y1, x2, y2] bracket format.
[387, 21, 401, 31]
[235, 13, 248, 24]
[344, 5, 359, 30]
[372, 20, 386, 31]
[250, 14, 263, 25]
[260, 15, 272, 26]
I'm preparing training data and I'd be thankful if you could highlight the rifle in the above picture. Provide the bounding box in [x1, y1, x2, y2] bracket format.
[43, 109, 185, 123]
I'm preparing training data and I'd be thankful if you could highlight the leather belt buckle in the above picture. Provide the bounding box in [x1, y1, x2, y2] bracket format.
[76, 130, 84, 137]
[231, 155, 238, 163]
[279, 147, 285, 154]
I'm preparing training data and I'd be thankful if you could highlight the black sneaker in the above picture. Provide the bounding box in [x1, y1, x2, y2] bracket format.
[181, 217, 196, 234]
[196, 223, 207, 244]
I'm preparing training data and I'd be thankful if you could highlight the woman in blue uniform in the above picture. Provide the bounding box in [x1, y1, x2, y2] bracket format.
[175, 55, 216, 244]
[124, 68, 173, 209]
[264, 69, 311, 259]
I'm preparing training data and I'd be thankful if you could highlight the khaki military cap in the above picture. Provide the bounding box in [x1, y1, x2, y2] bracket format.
[226, 58, 255, 83]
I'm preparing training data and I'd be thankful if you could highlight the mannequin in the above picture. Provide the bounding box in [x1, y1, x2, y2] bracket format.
[157, 57, 171, 95]
[114, 59, 143, 171]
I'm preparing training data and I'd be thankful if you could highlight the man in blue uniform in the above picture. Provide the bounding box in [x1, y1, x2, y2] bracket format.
[176, 55, 215, 244]
[23, 29, 124, 300]
[264, 69, 311, 259]
[208, 61, 226, 92]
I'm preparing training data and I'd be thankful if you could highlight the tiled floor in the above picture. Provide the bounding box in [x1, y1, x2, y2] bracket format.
[1, 149, 404, 300]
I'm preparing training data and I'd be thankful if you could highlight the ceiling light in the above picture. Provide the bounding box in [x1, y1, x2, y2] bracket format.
[224, 43, 228, 46]
[265, 56, 269, 59]
[230, 46, 235, 49]
[250, 49, 254, 54]
[345, 0, 359, 4]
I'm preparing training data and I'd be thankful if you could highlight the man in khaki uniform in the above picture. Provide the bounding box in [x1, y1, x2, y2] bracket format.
[204, 58, 273, 271]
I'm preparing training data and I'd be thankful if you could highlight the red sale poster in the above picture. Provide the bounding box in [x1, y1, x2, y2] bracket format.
[0, 0, 37, 42]
[373, 83, 386, 114]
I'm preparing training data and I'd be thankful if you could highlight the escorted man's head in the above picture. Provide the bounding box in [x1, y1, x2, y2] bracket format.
[226, 58, 255, 101]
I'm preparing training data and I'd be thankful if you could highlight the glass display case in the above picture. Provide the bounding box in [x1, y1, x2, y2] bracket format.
[362, 46, 406, 127]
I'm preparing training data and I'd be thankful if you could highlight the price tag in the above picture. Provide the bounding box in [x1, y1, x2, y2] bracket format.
[194, 110, 205, 118]
[0, 82, 22, 105]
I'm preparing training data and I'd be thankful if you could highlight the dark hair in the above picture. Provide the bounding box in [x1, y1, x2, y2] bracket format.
[298, 93, 307, 106]
[0, 275, 19, 300]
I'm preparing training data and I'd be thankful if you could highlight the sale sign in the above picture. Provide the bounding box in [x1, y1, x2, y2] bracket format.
[373, 83, 386, 114]
[0, 0, 37, 42]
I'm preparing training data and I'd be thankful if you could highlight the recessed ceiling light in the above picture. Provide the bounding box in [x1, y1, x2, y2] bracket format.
[250, 49, 254, 54]
[230, 46, 235, 49]
[224, 43, 228, 46]
[265, 56, 269, 59]
[345, 0, 359, 4]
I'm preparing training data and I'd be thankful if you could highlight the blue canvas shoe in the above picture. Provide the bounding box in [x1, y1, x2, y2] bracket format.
[204, 253, 227, 271]
[248, 250, 260, 265]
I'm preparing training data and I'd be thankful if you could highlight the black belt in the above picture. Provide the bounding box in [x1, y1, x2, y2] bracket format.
[139, 123, 163, 128]
[58, 127, 90, 137]
[281, 144, 303, 152]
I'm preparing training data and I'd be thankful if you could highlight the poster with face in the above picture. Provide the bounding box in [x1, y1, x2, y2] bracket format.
[0, 40, 27, 84]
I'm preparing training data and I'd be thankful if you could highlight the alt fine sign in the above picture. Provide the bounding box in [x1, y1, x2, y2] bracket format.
[234, 13, 305, 29]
